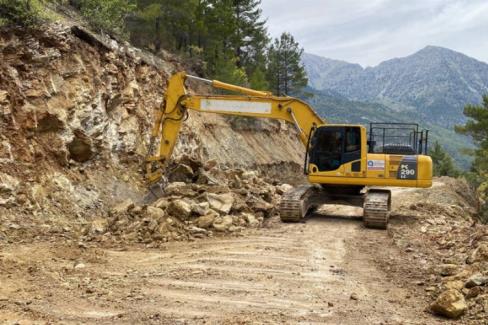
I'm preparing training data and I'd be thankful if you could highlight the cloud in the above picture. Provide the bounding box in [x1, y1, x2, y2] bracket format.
[261, 0, 488, 66]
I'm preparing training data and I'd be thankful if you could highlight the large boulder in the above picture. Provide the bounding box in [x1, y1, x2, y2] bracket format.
[430, 289, 467, 319]
[146, 206, 165, 220]
[169, 164, 194, 183]
[247, 196, 274, 217]
[206, 193, 234, 214]
[212, 215, 234, 232]
[167, 199, 192, 220]
[191, 202, 210, 216]
[196, 210, 219, 229]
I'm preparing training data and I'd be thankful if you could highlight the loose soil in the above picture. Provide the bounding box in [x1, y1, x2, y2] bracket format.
[0, 182, 460, 324]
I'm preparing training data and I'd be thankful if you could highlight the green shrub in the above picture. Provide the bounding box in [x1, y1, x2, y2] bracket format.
[76, 0, 135, 36]
[0, 0, 40, 26]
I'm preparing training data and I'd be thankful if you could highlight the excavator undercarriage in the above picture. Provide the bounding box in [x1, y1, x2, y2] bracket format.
[279, 186, 391, 229]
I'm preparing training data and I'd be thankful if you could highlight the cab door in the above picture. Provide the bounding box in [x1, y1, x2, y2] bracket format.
[307, 126, 365, 177]
[342, 127, 362, 173]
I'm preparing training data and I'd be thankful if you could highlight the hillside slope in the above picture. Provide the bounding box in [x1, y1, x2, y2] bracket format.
[0, 23, 304, 241]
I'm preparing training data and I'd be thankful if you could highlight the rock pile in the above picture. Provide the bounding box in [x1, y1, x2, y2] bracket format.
[389, 177, 488, 321]
[82, 160, 291, 245]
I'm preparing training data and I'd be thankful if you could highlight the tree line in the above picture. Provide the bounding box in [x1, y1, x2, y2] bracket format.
[0, 0, 308, 95]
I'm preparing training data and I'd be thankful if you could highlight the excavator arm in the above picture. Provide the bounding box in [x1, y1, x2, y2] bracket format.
[146, 72, 324, 184]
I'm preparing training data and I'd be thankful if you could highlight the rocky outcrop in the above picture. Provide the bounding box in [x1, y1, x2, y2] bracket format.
[0, 23, 303, 244]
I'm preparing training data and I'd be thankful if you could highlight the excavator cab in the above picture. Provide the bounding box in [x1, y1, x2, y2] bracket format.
[307, 125, 363, 173]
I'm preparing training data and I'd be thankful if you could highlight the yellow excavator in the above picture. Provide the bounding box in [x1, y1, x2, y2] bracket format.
[145, 72, 432, 229]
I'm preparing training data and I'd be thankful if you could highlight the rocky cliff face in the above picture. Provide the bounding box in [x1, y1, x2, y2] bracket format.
[0, 23, 303, 242]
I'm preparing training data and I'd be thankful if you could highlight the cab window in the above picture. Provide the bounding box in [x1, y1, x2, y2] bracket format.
[345, 127, 361, 152]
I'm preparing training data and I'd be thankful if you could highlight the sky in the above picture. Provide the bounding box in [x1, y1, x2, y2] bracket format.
[261, 0, 488, 67]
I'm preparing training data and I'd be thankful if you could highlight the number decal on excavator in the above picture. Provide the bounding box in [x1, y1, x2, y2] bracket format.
[397, 156, 417, 180]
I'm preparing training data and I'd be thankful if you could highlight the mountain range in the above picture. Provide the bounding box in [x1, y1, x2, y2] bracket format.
[301, 46, 488, 168]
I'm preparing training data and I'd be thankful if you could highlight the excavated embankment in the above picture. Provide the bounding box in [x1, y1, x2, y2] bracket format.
[0, 23, 304, 244]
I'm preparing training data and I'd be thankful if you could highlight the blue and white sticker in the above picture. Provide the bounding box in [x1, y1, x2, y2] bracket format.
[367, 159, 385, 171]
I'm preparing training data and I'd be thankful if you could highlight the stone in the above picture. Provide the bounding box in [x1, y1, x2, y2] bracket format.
[438, 264, 459, 277]
[212, 215, 233, 232]
[163, 183, 196, 197]
[196, 210, 219, 229]
[111, 199, 135, 214]
[169, 164, 194, 183]
[228, 225, 243, 233]
[74, 262, 86, 269]
[91, 219, 108, 234]
[350, 293, 359, 301]
[0, 197, 15, 207]
[466, 244, 488, 264]
[189, 226, 207, 235]
[0, 172, 19, 196]
[276, 183, 293, 195]
[242, 213, 260, 228]
[203, 159, 218, 170]
[206, 193, 234, 214]
[241, 171, 258, 180]
[153, 198, 170, 210]
[465, 286, 482, 299]
[191, 202, 209, 216]
[146, 206, 165, 220]
[167, 200, 192, 220]
[430, 289, 467, 319]
[465, 274, 488, 288]
[248, 197, 274, 217]
[195, 170, 218, 185]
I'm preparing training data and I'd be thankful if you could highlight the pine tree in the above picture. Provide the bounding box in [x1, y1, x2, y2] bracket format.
[429, 141, 460, 177]
[213, 53, 248, 86]
[130, 0, 197, 51]
[456, 95, 488, 222]
[231, 0, 268, 73]
[249, 67, 269, 90]
[266, 32, 307, 96]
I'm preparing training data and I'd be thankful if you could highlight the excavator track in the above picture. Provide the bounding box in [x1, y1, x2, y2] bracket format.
[363, 189, 391, 229]
[279, 185, 317, 222]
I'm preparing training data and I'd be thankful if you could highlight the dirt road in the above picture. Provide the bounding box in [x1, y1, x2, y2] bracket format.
[0, 188, 448, 324]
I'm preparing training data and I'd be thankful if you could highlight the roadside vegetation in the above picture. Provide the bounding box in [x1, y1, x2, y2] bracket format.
[456, 95, 488, 222]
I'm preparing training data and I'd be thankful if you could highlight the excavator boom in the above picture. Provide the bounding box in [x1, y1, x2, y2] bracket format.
[146, 72, 324, 184]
